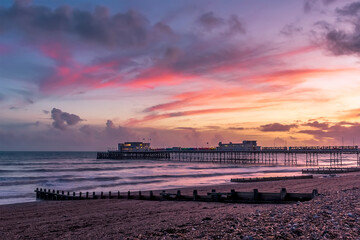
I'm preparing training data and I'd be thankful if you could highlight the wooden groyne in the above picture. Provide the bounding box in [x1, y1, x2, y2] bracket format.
[231, 175, 313, 183]
[302, 167, 360, 174]
[34, 188, 318, 203]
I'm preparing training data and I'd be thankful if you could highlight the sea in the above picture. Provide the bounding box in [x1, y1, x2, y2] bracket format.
[0, 151, 358, 205]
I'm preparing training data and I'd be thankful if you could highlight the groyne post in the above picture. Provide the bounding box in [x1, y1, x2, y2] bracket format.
[231, 189, 236, 200]
[193, 190, 199, 200]
[280, 188, 287, 201]
[253, 189, 259, 200]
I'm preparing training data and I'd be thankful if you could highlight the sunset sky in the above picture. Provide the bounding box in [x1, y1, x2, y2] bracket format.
[2, 0, 360, 150]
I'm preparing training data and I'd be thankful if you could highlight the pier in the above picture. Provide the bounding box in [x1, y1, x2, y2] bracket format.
[97, 146, 360, 167]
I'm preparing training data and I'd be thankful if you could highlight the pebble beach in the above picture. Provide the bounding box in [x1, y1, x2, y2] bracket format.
[1, 173, 360, 239]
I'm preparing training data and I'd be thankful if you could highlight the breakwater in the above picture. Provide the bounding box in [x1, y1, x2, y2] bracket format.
[34, 187, 318, 203]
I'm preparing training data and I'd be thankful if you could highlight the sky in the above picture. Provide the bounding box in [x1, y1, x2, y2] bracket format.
[2, 0, 360, 150]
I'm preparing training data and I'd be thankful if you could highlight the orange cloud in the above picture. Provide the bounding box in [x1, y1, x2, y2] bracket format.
[249, 68, 355, 85]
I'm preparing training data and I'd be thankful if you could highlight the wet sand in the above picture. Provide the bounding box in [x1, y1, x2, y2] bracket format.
[1, 173, 360, 239]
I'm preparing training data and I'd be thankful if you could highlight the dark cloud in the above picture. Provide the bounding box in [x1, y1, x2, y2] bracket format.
[175, 127, 197, 130]
[322, 0, 337, 5]
[280, 24, 303, 36]
[260, 123, 298, 132]
[324, 29, 360, 55]
[336, 1, 360, 16]
[0, 3, 173, 48]
[303, 121, 329, 129]
[26, 98, 34, 104]
[106, 120, 116, 129]
[197, 12, 225, 31]
[51, 108, 82, 130]
[227, 15, 245, 34]
[228, 127, 245, 130]
[317, 2, 360, 56]
[304, 0, 317, 13]
[297, 122, 360, 144]
[304, 0, 337, 13]
[196, 11, 245, 34]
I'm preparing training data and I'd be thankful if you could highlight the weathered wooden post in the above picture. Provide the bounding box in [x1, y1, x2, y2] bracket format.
[139, 191, 142, 199]
[117, 191, 120, 199]
[100, 191, 103, 199]
[128, 191, 131, 199]
[280, 188, 287, 201]
[93, 192, 96, 199]
[253, 189, 259, 201]
[61, 191, 64, 200]
[86, 192, 89, 199]
[67, 191, 70, 200]
[150, 191, 154, 199]
[73, 192, 76, 200]
[211, 189, 216, 201]
[231, 189, 236, 200]
[79, 192, 82, 200]
[193, 190, 198, 200]
[56, 190, 59, 200]
[312, 189, 318, 198]
[35, 188, 39, 199]
[176, 190, 181, 198]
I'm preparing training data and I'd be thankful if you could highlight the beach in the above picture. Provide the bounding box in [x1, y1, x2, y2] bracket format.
[1, 173, 360, 239]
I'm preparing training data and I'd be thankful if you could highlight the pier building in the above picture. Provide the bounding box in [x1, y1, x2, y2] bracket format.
[118, 142, 150, 152]
[217, 141, 260, 151]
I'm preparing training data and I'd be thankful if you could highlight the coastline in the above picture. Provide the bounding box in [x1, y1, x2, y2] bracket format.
[1, 173, 360, 239]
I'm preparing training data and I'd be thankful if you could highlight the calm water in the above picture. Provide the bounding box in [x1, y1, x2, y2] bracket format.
[0, 151, 357, 205]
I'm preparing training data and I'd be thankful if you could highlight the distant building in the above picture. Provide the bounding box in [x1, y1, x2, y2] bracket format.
[118, 142, 150, 152]
[217, 141, 260, 151]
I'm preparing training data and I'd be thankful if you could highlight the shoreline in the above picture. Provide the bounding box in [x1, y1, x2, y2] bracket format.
[1, 172, 360, 239]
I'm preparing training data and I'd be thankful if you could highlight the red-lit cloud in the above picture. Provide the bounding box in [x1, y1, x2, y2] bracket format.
[127, 106, 265, 126]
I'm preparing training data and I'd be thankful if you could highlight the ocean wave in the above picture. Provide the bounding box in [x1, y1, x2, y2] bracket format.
[56, 176, 122, 182]
[65, 179, 165, 192]
[0, 165, 160, 173]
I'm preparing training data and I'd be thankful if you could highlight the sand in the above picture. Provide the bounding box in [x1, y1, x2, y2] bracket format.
[1, 173, 360, 239]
